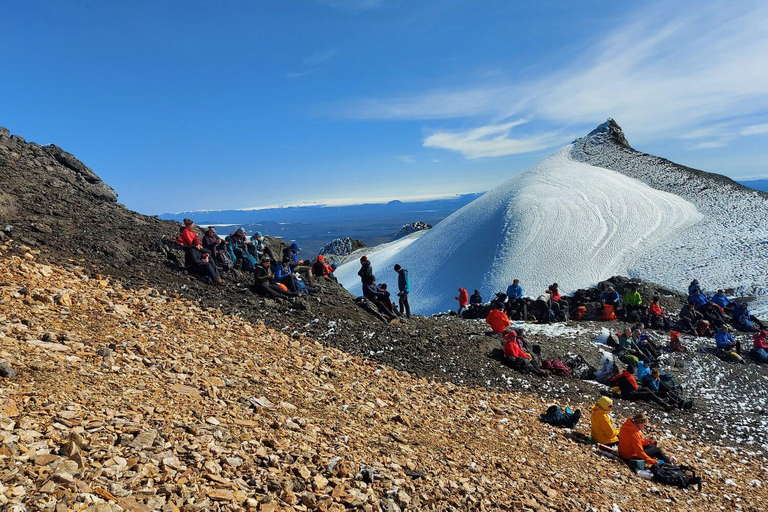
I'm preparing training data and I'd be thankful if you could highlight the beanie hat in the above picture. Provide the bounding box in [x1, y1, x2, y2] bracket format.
[631, 412, 648, 424]
[290, 243, 300, 251]
[237, 228, 245, 234]
[360, 256, 368, 263]
[317, 254, 325, 262]
[597, 396, 612, 411]
[183, 218, 194, 227]
[255, 231, 263, 237]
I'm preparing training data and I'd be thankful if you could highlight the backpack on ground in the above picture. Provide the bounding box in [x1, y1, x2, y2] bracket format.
[542, 359, 570, 376]
[651, 463, 702, 491]
[216, 250, 235, 272]
[572, 306, 587, 320]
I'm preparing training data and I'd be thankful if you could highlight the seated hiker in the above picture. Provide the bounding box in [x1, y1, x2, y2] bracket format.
[595, 353, 619, 384]
[539, 405, 580, 428]
[642, 369, 692, 410]
[548, 283, 569, 318]
[700, 301, 727, 329]
[618, 413, 671, 467]
[226, 228, 257, 270]
[590, 396, 619, 445]
[677, 300, 703, 333]
[394, 264, 411, 318]
[358, 256, 373, 284]
[175, 218, 202, 247]
[311, 254, 337, 281]
[283, 243, 313, 284]
[456, 287, 469, 316]
[253, 258, 298, 300]
[184, 244, 222, 284]
[601, 286, 620, 307]
[515, 327, 531, 351]
[622, 286, 644, 320]
[534, 292, 560, 323]
[688, 288, 709, 308]
[274, 257, 299, 293]
[634, 330, 661, 360]
[249, 231, 276, 261]
[609, 364, 672, 410]
[646, 296, 670, 330]
[636, 359, 651, 381]
[486, 302, 511, 333]
[733, 302, 765, 332]
[688, 279, 702, 297]
[715, 325, 740, 353]
[202, 226, 222, 254]
[506, 279, 524, 308]
[502, 330, 545, 376]
[710, 289, 734, 309]
[751, 330, 768, 362]
[363, 275, 397, 321]
[614, 328, 647, 364]
[469, 289, 483, 309]
[379, 284, 400, 315]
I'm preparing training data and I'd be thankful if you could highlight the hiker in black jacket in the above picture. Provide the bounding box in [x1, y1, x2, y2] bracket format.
[358, 255, 373, 285]
[253, 258, 298, 300]
[202, 226, 222, 254]
[184, 244, 222, 284]
[363, 274, 396, 320]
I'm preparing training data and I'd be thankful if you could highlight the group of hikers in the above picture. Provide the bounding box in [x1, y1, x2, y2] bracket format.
[357, 255, 411, 321]
[174, 219, 339, 302]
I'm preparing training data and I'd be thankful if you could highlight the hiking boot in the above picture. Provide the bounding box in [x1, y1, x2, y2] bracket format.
[566, 409, 581, 428]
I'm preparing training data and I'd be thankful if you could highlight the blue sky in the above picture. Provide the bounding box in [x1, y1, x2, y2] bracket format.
[2, 1, 768, 214]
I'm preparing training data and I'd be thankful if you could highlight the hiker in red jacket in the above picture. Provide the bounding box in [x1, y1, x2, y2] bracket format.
[486, 303, 511, 333]
[502, 330, 545, 376]
[176, 219, 201, 247]
[455, 287, 469, 316]
[609, 364, 673, 411]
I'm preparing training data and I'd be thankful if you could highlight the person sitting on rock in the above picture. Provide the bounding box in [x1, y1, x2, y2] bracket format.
[362, 274, 397, 321]
[358, 256, 373, 285]
[254, 257, 298, 300]
[226, 228, 257, 270]
[590, 396, 619, 445]
[311, 254, 337, 282]
[609, 364, 672, 411]
[710, 289, 734, 309]
[732, 302, 765, 332]
[202, 226, 222, 254]
[622, 286, 644, 320]
[534, 291, 560, 323]
[618, 413, 671, 467]
[668, 330, 684, 352]
[676, 300, 703, 334]
[688, 288, 709, 308]
[601, 286, 620, 307]
[646, 296, 670, 330]
[547, 283, 568, 319]
[176, 218, 202, 247]
[274, 257, 298, 293]
[715, 325, 742, 356]
[283, 243, 313, 284]
[469, 289, 483, 309]
[642, 368, 692, 409]
[502, 330, 545, 376]
[378, 284, 400, 315]
[614, 328, 645, 364]
[695, 319, 715, 337]
[633, 330, 661, 360]
[751, 330, 768, 363]
[249, 231, 276, 261]
[456, 287, 469, 316]
[506, 279, 524, 308]
[184, 243, 222, 284]
[699, 301, 727, 329]
[688, 279, 702, 297]
[486, 302, 511, 333]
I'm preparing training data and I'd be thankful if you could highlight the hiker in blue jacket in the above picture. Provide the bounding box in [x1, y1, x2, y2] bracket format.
[601, 287, 620, 306]
[506, 280, 523, 302]
[715, 325, 740, 353]
[274, 257, 298, 293]
[689, 289, 709, 308]
[710, 289, 733, 309]
[394, 264, 411, 318]
[732, 302, 764, 332]
[688, 279, 702, 296]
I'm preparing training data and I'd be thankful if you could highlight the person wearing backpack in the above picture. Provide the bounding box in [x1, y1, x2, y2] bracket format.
[394, 264, 411, 318]
[752, 330, 768, 362]
[618, 412, 670, 467]
[253, 258, 298, 300]
[609, 364, 673, 411]
[590, 396, 619, 445]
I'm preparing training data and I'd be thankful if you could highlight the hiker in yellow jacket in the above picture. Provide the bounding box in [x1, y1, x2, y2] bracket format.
[590, 396, 619, 445]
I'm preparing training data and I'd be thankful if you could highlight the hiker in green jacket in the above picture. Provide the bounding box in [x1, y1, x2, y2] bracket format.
[623, 286, 644, 320]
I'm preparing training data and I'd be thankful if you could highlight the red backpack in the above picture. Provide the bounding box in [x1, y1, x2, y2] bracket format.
[542, 359, 571, 376]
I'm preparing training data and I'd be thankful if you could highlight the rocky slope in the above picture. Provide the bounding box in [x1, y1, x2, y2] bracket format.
[1, 243, 767, 511]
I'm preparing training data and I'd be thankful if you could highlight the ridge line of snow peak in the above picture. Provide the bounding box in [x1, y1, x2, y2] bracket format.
[336, 146, 704, 315]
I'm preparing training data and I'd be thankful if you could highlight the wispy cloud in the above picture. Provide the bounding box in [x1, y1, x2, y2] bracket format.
[339, 1, 768, 156]
[398, 155, 416, 163]
[315, 0, 384, 11]
[423, 120, 568, 158]
[288, 49, 338, 79]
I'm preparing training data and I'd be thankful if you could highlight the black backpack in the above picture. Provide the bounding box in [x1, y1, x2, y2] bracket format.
[651, 463, 702, 490]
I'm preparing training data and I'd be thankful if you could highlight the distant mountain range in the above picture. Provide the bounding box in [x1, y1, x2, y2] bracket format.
[739, 179, 768, 192]
[158, 194, 483, 254]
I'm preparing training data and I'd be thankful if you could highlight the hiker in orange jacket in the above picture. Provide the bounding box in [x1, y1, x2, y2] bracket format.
[456, 287, 469, 316]
[618, 412, 671, 466]
[176, 219, 201, 247]
[486, 303, 511, 333]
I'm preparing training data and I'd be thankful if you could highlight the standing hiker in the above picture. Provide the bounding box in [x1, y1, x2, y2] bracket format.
[394, 264, 411, 318]
[358, 256, 373, 285]
[456, 287, 469, 316]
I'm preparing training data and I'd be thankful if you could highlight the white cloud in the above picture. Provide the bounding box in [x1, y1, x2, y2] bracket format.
[340, 1, 768, 155]
[398, 155, 416, 163]
[423, 120, 569, 158]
